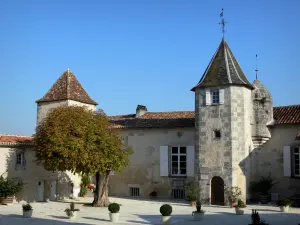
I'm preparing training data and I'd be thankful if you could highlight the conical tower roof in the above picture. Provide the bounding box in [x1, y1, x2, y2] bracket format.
[36, 69, 98, 105]
[191, 39, 254, 91]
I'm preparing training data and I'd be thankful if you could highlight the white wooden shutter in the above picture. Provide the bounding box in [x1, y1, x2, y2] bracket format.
[283, 146, 291, 177]
[205, 88, 211, 105]
[187, 145, 195, 177]
[160, 146, 169, 176]
[219, 89, 224, 104]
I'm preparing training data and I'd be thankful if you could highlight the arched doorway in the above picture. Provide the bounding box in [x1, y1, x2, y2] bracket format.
[211, 176, 224, 205]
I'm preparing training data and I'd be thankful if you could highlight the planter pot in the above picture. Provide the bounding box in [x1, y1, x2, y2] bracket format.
[23, 210, 33, 218]
[0, 196, 14, 204]
[192, 212, 204, 221]
[259, 194, 270, 204]
[235, 208, 244, 215]
[68, 211, 77, 219]
[109, 212, 120, 223]
[280, 206, 290, 212]
[161, 216, 171, 224]
[82, 195, 86, 198]
[191, 201, 196, 207]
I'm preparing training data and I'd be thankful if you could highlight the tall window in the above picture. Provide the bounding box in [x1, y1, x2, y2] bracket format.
[171, 147, 186, 176]
[212, 90, 220, 104]
[294, 147, 300, 176]
[16, 153, 22, 165]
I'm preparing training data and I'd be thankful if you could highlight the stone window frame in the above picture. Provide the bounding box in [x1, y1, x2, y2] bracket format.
[170, 146, 187, 176]
[294, 146, 300, 177]
[211, 89, 220, 105]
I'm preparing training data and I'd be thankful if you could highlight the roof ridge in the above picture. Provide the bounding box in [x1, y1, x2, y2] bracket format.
[0, 134, 32, 137]
[274, 104, 300, 108]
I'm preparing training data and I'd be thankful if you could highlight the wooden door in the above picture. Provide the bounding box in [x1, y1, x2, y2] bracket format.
[211, 176, 224, 205]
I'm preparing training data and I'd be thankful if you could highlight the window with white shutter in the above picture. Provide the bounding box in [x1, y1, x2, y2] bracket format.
[186, 146, 195, 177]
[283, 146, 291, 177]
[294, 147, 300, 177]
[160, 146, 169, 176]
[205, 89, 211, 105]
[219, 89, 224, 104]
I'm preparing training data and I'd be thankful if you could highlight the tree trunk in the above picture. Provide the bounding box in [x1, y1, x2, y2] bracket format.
[92, 170, 110, 207]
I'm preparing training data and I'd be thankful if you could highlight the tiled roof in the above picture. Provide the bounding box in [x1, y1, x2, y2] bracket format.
[109, 105, 300, 129]
[191, 38, 254, 91]
[295, 133, 300, 140]
[0, 135, 33, 146]
[36, 70, 97, 105]
[273, 105, 300, 125]
[109, 111, 195, 129]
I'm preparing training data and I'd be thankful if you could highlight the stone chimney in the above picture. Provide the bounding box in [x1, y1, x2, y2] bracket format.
[136, 105, 147, 117]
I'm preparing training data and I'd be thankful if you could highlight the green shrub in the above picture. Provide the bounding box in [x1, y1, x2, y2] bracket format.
[160, 204, 172, 216]
[22, 203, 32, 211]
[235, 199, 246, 208]
[185, 182, 199, 202]
[80, 186, 87, 196]
[276, 199, 292, 206]
[0, 176, 22, 197]
[108, 203, 120, 213]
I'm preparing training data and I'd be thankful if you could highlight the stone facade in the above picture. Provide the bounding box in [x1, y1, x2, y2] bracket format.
[109, 128, 195, 198]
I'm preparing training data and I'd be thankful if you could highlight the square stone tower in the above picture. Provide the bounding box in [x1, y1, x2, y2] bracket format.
[191, 39, 254, 205]
[36, 69, 97, 124]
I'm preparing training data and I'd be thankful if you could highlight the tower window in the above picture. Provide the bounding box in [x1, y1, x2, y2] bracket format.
[214, 130, 221, 138]
[212, 90, 220, 104]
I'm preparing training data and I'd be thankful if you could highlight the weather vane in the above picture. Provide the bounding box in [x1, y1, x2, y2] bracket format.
[219, 8, 227, 38]
[255, 54, 259, 80]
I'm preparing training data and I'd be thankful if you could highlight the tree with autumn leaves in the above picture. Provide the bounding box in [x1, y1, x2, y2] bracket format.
[33, 106, 133, 207]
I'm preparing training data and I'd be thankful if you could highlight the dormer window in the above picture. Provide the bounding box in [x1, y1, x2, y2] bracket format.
[205, 88, 224, 105]
[212, 90, 220, 104]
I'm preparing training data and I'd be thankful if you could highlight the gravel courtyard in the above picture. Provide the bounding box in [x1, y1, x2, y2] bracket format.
[1, 197, 300, 225]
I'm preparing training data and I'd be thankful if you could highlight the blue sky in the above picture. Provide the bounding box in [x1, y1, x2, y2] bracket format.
[0, 0, 299, 136]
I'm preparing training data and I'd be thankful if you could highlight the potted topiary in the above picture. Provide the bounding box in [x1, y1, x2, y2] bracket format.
[0, 176, 22, 204]
[249, 209, 269, 225]
[108, 203, 120, 222]
[185, 182, 200, 206]
[234, 199, 246, 215]
[192, 200, 205, 221]
[64, 202, 79, 219]
[225, 186, 242, 207]
[22, 203, 33, 218]
[160, 204, 172, 224]
[276, 198, 292, 212]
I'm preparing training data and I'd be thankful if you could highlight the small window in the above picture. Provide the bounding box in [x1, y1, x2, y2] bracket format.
[172, 189, 185, 199]
[214, 130, 221, 138]
[16, 153, 22, 165]
[212, 90, 220, 104]
[130, 187, 140, 197]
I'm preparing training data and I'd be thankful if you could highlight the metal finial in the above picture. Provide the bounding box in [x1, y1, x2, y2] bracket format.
[219, 8, 227, 38]
[255, 54, 258, 80]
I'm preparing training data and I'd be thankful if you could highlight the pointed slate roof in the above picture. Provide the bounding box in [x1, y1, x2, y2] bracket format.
[191, 39, 254, 91]
[36, 70, 98, 105]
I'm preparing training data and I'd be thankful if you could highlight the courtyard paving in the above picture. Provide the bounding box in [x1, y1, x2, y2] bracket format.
[0, 197, 300, 225]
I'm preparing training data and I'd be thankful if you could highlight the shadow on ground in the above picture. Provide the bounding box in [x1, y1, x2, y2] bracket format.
[0, 214, 91, 225]
[132, 211, 300, 225]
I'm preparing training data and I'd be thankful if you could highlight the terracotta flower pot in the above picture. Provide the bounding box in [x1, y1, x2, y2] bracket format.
[191, 201, 196, 207]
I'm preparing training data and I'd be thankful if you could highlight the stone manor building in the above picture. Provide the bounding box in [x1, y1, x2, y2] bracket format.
[1, 38, 300, 205]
